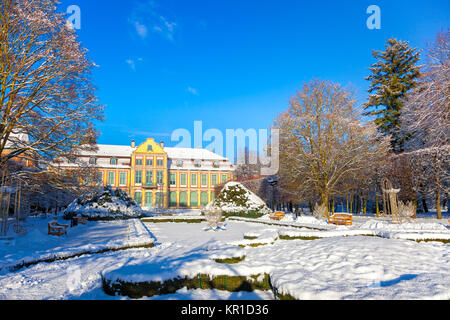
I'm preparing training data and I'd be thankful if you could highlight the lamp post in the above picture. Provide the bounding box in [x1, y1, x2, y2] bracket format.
[267, 177, 278, 211]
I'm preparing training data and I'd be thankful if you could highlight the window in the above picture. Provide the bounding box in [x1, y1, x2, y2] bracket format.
[96, 172, 104, 185]
[176, 160, 183, 167]
[110, 158, 118, 165]
[84, 175, 92, 186]
[169, 192, 177, 207]
[146, 158, 153, 167]
[179, 191, 187, 207]
[200, 191, 208, 206]
[191, 173, 197, 187]
[68, 157, 76, 164]
[156, 171, 164, 185]
[89, 157, 97, 165]
[145, 171, 153, 186]
[135, 171, 142, 184]
[145, 191, 152, 207]
[107, 172, 115, 186]
[169, 173, 176, 186]
[155, 192, 164, 206]
[213, 161, 219, 168]
[180, 173, 187, 187]
[210, 191, 215, 202]
[194, 160, 201, 168]
[119, 172, 127, 185]
[135, 158, 143, 166]
[211, 174, 218, 186]
[221, 174, 228, 184]
[201, 174, 208, 187]
[190, 191, 198, 207]
[147, 145, 153, 152]
[157, 159, 164, 167]
[134, 191, 142, 205]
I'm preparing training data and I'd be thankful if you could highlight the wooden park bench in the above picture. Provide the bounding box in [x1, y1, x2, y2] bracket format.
[328, 213, 352, 226]
[48, 221, 69, 236]
[78, 216, 88, 225]
[70, 215, 88, 227]
[270, 211, 285, 221]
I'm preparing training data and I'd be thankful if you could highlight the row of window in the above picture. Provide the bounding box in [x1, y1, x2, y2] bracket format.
[100, 171, 229, 188]
[175, 160, 222, 169]
[103, 171, 127, 186]
[134, 170, 164, 185]
[168, 172, 228, 187]
[134, 157, 164, 167]
[84, 157, 164, 167]
[134, 190, 215, 207]
[134, 191, 164, 207]
[77, 156, 225, 168]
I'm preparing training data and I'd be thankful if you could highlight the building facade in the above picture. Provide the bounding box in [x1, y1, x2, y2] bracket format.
[55, 138, 235, 209]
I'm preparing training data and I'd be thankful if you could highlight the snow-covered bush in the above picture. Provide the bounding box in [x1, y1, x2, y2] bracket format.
[398, 201, 416, 222]
[313, 203, 328, 219]
[206, 182, 271, 216]
[63, 186, 144, 220]
[204, 208, 224, 230]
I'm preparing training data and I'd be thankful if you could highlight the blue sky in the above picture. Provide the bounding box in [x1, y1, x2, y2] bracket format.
[58, 0, 449, 149]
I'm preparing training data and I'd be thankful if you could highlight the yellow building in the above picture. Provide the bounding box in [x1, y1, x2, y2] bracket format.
[55, 138, 235, 209]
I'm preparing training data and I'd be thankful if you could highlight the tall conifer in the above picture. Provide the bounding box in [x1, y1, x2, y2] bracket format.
[364, 38, 421, 152]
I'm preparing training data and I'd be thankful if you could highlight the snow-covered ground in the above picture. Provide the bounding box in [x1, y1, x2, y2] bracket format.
[0, 217, 154, 272]
[0, 212, 449, 300]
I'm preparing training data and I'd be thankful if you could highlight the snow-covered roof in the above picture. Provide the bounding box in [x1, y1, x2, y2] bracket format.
[74, 144, 137, 157]
[68, 145, 230, 161]
[54, 144, 234, 171]
[164, 147, 229, 161]
[4, 131, 30, 149]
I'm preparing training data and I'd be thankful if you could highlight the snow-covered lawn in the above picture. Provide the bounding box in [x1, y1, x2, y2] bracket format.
[0, 217, 154, 272]
[0, 213, 449, 300]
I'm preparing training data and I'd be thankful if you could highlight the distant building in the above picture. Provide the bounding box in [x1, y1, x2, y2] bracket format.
[1, 132, 35, 168]
[54, 138, 235, 209]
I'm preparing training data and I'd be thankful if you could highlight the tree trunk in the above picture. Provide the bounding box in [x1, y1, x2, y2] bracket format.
[0, 170, 5, 235]
[308, 200, 313, 214]
[421, 198, 428, 213]
[376, 200, 380, 217]
[349, 195, 353, 215]
[431, 152, 442, 219]
[346, 192, 349, 213]
[320, 192, 329, 217]
[436, 174, 441, 219]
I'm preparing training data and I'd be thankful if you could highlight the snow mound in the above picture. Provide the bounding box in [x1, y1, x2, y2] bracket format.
[259, 214, 327, 225]
[64, 186, 144, 220]
[206, 182, 271, 215]
[295, 216, 328, 225]
[359, 220, 449, 232]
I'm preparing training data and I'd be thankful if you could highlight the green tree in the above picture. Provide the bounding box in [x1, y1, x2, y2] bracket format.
[364, 38, 421, 153]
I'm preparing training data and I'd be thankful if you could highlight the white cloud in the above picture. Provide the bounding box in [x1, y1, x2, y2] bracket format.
[187, 87, 199, 96]
[134, 21, 148, 39]
[129, 1, 177, 42]
[125, 58, 144, 71]
[126, 59, 136, 71]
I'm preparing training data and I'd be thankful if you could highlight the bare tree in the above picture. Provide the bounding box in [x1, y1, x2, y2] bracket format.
[234, 147, 262, 180]
[401, 30, 450, 218]
[274, 80, 391, 212]
[0, 0, 103, 172]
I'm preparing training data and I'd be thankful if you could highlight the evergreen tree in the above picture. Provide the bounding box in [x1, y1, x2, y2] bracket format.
[364, 38, 421, 153]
